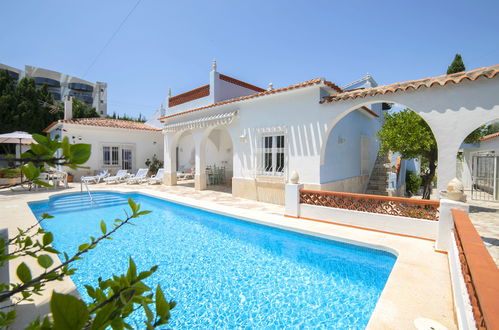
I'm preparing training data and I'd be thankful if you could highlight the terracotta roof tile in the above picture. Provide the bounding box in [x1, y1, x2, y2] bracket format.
[160, 78, 341, 121]
[43, 118, 160, 133]
[480, 132, 499, 141]
[218, 74, 265, 92]
[168, 85, 210, 107]
[321, 64, 499, 103]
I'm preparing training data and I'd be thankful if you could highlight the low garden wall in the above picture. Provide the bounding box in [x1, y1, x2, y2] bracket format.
[450, 209, 499, 330]
[285, 185, 440, 240]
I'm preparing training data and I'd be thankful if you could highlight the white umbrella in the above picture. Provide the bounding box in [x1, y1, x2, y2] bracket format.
[0, 131, 36, 187]
[0, 131, 35, 145]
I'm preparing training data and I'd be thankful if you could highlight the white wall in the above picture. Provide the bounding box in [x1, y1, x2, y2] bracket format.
[205, 128, 233, 172]
[213, 74, 261, 103]
[177, 132, 195, 171]
[168, 94, 212, 114]
[299, 204, 438, 239]
[320, 109, 380, 184]
[55, 124, 163, 179]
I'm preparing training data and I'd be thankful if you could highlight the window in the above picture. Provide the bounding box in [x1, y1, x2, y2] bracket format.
[261, 135, 285, 175]
[103, 146, 119, 166]
[122, 149, 132, 170]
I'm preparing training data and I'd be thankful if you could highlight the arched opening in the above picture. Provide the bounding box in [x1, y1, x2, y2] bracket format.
[457, 118, 499, 201]
[175, 131, 196, 188]
[320, 101, 437, 199]
[202, 126, 233, 193]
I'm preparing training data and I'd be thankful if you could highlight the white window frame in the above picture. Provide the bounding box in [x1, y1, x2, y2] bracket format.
[259, 134, 286, 176]
[101, 143, 135, 170]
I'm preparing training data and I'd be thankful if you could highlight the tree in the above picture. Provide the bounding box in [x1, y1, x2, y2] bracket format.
[447, 54, 466, 74]
[0, 134, 175, 328]
[0, 70, 59, 134]
[377, 109, 437, 199]
[71, 98, 99, 118]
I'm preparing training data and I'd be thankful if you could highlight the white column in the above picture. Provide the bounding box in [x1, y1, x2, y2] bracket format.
[285, 183, 304, 217]
[192, 131, 207, 190]
[162, 132, 177, 186]
[436, 199, 469, 252]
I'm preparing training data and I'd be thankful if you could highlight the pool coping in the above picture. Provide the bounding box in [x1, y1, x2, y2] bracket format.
[0, 185, 456, 329]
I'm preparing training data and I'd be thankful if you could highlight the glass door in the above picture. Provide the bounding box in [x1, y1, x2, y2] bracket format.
[121, 148, 133, 170]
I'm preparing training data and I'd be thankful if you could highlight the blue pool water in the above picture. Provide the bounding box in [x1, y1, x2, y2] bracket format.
[29, 192, 396, 329]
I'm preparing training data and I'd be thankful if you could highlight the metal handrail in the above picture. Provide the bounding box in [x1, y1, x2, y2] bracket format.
[80, 181, 93, 202]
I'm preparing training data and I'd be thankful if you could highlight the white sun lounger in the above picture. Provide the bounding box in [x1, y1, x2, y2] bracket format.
[104, 170, 129, 184]
[81, 170, 109, 184]
[148, 168, 164, 184]
[126, 168, 149, 184]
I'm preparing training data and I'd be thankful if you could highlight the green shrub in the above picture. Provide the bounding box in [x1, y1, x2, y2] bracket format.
[406, 170, 422, 196]
[145, 154, 164, 174]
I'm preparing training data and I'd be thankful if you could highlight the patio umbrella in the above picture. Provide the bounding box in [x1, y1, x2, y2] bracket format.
[0, 131, 35, 145]
[0, 131, 36, 186]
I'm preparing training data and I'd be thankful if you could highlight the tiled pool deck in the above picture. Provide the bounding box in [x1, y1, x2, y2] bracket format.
[0, 183, 456, 329]
[467, 199, 499, 267]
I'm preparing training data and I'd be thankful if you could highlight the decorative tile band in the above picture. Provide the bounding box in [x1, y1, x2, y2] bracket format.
[299, 189, 440, 220]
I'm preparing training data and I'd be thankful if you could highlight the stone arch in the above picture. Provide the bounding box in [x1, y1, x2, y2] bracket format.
[456, 117, 499, 200]
[320, 99, 438, 171]
[319, 99, 436, 166]
[198, 125, 234, 190]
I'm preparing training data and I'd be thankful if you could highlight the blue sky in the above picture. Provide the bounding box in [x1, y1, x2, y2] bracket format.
[1, 0, 498, 118]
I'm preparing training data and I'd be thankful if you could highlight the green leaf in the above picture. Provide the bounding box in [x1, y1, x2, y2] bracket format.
[100, 220, 107, 235]
[50, 292, 89, 330]
[16, 262, 32, 284]
[43, 232, 53, 245]
[78, 243, 89, 251]
[44, 246, 60, 254]
[21, 162, 40, 180]
[90, 301, 115, 330]
[33, 179, 52, 188]
[61, 136, 71, 159]
[30, 143, 51, 155]
[41, 213, 54, 219]
[69, 144, 91, 164]
[155, 285, 169, 318]
[24, 236, 33, 247]
[128, 198, 138, 213]
[31, 134, 48, 146]
[127, 257, 137, 282]
[37, 255, 54, 269]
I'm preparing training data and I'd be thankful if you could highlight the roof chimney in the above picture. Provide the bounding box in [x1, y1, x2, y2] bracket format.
[268, 83, 273, 91]
[64, 95, 73, 120]
[212, 59, 217, 72]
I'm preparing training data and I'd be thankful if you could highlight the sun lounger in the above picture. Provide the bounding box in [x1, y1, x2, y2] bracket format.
[104, 170, 129, 184]
[126, 168, 149, 184]
[177, 168, 194, 181]
[81, 170, 109, 184]
[148, 168, 164, 184]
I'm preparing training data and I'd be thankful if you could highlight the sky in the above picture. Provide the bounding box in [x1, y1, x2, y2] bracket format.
[1, 0, 498, 119]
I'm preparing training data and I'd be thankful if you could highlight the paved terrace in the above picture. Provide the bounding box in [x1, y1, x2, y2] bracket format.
[467, 200, 499, 267]
[0, 183, 455, 329]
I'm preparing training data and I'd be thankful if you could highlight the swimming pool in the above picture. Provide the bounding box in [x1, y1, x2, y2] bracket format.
[29, 191, 396, 329]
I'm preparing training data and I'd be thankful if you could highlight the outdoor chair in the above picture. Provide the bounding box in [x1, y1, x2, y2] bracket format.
[104, 170, 129, 184]
[148, 168, 164, 184]
[51, 170, 68, 188]
[34, 173, 51, 191]
[81, 170, 109, 184]
[177, 168, 194, 181]
[126, 168, 149, 184]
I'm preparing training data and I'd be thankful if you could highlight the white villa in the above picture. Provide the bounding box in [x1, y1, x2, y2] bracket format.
[161, 61, 384, 204]
[43, 98, 163, 180]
